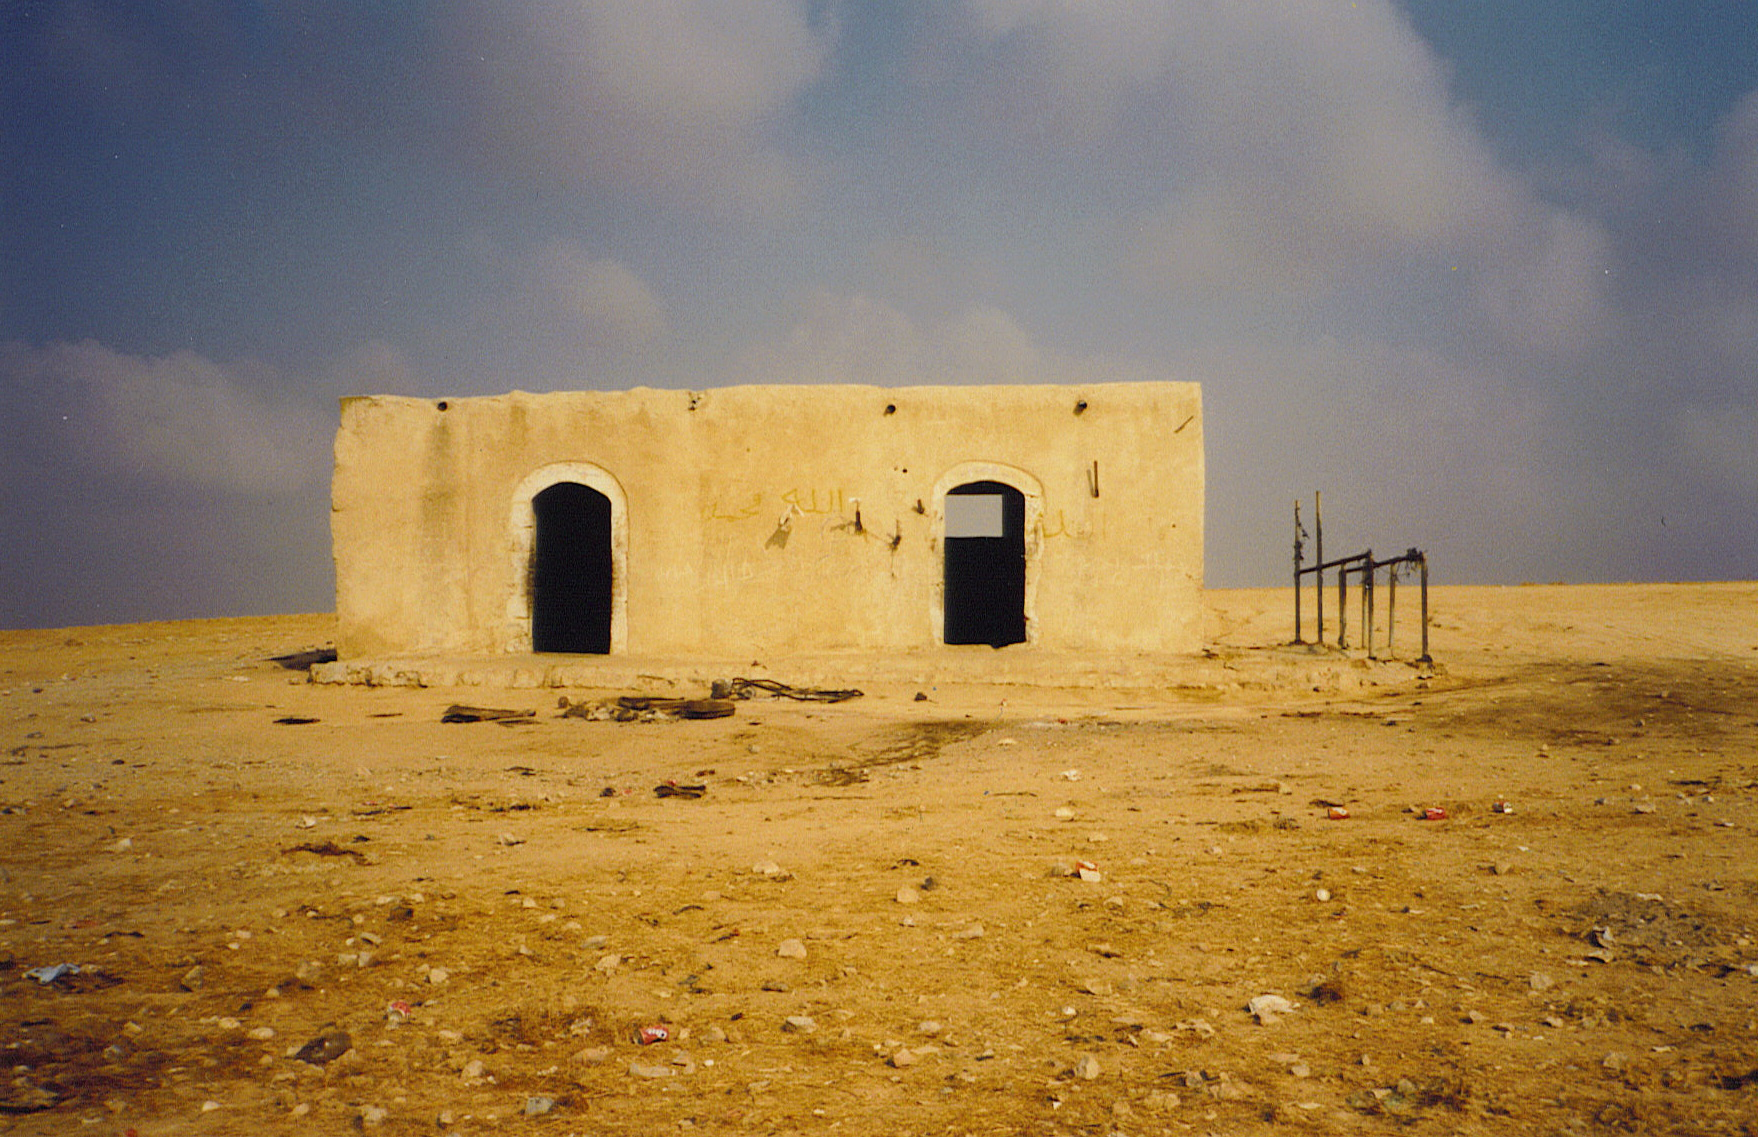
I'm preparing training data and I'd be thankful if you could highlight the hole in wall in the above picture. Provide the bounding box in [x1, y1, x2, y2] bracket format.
[884, 403, 897, 415]
[942, 481, 1026, 648]
[437, 400, 449, 411]
[1073, 400, 1087, 415]
[531, 482, 613, 654]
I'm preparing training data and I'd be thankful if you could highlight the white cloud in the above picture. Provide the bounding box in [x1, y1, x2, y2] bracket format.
[2, 340, 332, 496]
[531, 245, 668, 348]
[728, 293, 1157, 388]
[451, 0, 832, 207]
[1469, 210, 1617, 355]
[957, 1, 1616, 355]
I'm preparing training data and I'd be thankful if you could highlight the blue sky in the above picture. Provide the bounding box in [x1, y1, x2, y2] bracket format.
[3, 1, 1755, 628]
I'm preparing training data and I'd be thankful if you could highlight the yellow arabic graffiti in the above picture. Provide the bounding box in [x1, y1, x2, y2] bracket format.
[703, 488, 849, 522]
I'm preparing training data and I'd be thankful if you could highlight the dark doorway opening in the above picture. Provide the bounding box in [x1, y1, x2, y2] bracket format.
[943, 480, 1026, 647]
[531, 482, 613, 654]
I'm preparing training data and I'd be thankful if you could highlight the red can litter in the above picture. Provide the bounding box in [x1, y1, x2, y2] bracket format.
[1327, 806, 1350, 821]
[636, 1024, 669, 1046]
[1423, 807, 1448, 821]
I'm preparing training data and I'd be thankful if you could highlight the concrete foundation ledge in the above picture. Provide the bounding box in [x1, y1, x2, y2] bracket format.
[309, 647, 1432, 694]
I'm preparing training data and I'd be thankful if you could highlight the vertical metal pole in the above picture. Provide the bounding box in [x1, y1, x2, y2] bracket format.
[1337, 558, 1348, 648]
[1314, 492, 1324, 646]
[1363, 550, 1375, 659]
[1418, 554, 1431, 663]
[1293, 500, 1303, 644]
[1387, 562, 1398, 659]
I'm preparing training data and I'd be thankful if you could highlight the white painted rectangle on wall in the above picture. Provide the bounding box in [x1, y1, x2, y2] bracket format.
[945, 494, 1005, 538]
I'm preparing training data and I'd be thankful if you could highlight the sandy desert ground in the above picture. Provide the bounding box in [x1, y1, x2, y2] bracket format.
[1, 582, 1755, 1136]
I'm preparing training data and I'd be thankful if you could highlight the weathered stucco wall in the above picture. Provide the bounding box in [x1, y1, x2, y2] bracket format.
[331, 383, 1203, 658]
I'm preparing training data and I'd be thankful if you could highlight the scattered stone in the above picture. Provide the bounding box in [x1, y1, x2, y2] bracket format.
[1528, 971, 1555, 992]
[1314, 888, 1331, 902]
[1073, 1054, 1102, 1080]
[629, 1062, 674, 1078]
[426, 966, 451, 984]
[777, 938, 808, 959]
[180, 965, 205, 991]
[359, 1104, 388, 1126]
[895, 886, 921, 905]
[524, 1096, 555, 1116]
[752, 860, 791, 880]
[917, 1021, 942, 1036]
[951, 923, 985, 940]
[782, 1015, 817, 1034]
[889, 1048, 917, 1068]
[1248, 995, 1294, 1024]
[292, 1026, 353, 1066]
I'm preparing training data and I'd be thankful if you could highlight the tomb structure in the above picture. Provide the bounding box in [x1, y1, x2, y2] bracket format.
[330, 383, 1203, 661]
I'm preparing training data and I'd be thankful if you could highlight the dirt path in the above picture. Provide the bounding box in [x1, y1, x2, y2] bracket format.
[2, 585, 1756, 1134]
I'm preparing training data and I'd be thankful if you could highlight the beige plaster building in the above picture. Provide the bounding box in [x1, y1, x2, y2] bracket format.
[330, 383, 1203, 662]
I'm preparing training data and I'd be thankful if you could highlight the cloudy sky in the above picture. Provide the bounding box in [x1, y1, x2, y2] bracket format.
[3, 1, 1755, 629]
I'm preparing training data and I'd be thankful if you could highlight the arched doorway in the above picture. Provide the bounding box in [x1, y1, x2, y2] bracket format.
[943, 480, 1027, 647]
[531, 482, 613, 653]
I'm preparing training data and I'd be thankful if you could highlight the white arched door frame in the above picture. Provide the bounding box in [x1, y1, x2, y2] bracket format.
[930, 461, 1044, 647]
[505, 462, 629, 653]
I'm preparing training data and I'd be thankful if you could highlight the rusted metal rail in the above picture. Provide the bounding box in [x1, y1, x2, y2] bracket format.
[1293, 494, 1430, 662]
